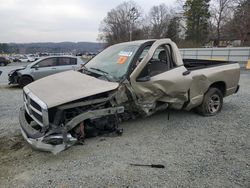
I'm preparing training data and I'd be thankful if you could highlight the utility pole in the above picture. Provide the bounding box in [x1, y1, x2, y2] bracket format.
[128, 7, 139, 41]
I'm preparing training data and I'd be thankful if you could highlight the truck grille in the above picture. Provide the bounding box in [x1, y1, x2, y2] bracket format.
[23, 88, 49, 127]
[30, 98, 42, 111]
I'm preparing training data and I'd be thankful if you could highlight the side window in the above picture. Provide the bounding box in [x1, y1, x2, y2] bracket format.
[139, 46, 150, 60]
[147, 46, 170, 77]
[37, 58, 57, 67]
[151, 46, 167, 62]
[58, 57, 77, 66]
[137, 44, 177, 78]
[70, 58, 77, 65]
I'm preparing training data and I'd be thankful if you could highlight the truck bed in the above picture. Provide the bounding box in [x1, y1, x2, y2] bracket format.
[183, 59, 236, 71]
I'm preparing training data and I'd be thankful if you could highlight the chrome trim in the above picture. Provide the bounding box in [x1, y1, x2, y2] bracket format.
[30, 105, 42, 115]
[20, 128, 77, 155]
[23, 87, 49, 127]
[19, 107, 77, 154]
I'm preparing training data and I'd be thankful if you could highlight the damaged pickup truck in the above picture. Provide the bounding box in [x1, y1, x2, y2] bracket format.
[19, 39, 240, 154]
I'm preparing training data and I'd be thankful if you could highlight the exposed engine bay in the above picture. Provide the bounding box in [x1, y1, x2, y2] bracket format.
[20, 84, 165, 154]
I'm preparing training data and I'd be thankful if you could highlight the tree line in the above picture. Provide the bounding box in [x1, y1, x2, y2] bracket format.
[98, 0, 250, 47]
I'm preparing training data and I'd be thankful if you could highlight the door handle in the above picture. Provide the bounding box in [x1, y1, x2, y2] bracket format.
[182, 70, 191, 76]
[51, 67, 56, 70]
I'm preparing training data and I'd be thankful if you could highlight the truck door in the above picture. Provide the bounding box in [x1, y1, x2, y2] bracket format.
[130, 39, 192, 107]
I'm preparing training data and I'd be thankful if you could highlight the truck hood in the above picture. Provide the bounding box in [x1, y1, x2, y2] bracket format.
[25, 70, 119, 108]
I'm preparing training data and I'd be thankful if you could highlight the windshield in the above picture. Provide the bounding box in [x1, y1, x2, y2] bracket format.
[85, 44, 139, 81]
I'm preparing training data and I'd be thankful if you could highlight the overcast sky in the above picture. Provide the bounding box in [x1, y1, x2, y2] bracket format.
[0, 0, 175, 43]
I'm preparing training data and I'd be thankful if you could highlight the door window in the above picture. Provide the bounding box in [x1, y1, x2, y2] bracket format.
[58, 57, 77, 66]
[147, 46, 170, 77]
[137, 45, 171, 78]
[37, 58, 57, 67]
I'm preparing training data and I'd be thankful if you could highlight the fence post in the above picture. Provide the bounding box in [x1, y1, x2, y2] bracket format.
[228, 49, 231, 61]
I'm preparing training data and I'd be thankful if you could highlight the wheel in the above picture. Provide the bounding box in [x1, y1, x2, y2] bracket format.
[196, 87, 223, 116]
[18, 76, 33, 87]
[0, 62, 5, 66]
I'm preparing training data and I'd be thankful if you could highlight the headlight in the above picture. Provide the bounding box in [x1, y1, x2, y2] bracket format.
[8, 70, 15, 76]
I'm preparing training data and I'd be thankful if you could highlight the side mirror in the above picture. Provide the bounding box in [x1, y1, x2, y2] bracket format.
[136, 75, 151, 82]
[33, 64, 39, 70]
[182, 70, 191, 76]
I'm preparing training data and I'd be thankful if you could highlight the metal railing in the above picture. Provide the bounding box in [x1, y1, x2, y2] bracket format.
[180, 47, 250, 63]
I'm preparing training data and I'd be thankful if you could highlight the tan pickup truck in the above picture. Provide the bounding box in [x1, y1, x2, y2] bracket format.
[19, 39, 240, 154]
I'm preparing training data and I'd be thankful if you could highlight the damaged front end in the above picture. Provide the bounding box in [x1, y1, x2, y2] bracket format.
[20, 87, 124, 154]
[8, 68, 24, 85]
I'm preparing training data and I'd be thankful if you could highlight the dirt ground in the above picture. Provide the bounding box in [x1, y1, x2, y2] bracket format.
[0, 64, 249, 188]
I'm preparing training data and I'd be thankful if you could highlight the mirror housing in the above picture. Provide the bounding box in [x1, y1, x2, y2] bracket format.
[136, 75, 151, 82]
[182, 70, 191, 76]
[33, 64, 39, 70]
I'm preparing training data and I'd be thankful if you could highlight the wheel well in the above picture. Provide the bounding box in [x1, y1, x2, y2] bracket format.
[19, 75, 34, 81]
[210, 81, 226, 96]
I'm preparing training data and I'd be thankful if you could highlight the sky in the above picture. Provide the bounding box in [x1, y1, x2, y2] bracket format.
[0, 0, 175, 43]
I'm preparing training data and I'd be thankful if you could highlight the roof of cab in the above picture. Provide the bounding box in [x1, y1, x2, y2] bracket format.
[113, 39, 157, 46]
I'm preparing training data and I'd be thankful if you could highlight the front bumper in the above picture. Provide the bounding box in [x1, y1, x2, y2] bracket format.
[19, 107, 77, 154]
[8, 72, 19, 85]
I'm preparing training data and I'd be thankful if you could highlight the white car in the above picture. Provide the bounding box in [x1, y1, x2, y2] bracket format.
[8, 56, 85, 87]
[17, 55, 38, 62]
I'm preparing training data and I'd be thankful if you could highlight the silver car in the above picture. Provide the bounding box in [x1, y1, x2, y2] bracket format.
[8, 56, 85, 87]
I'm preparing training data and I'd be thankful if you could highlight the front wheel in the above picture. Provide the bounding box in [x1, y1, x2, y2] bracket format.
[18, 76, 33, 87]
[0, 62, 5, 66]
[196, 87, 223, 116]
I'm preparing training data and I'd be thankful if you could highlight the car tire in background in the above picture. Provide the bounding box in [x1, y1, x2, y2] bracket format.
[18, 76, 33, 87]
[0, 62, 5, 66]
[196, 87, 223, 116]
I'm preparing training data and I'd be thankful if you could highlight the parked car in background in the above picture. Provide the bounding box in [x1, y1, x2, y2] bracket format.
[11, 54, 39, 62]
[27, 54, 40, 62]
[8, 56, 85, 87]
[18, 55, 30, 62]
[11, 56, 22, 62]
[0, 56, 11, 66]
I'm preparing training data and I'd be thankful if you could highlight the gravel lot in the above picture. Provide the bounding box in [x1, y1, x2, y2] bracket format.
[0, 63, 249, 188]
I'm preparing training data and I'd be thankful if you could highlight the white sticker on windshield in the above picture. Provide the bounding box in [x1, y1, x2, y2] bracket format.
[119, 51, 133, 57]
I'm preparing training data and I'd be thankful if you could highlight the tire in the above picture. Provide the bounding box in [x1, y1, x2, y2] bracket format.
[0, 62, 5, 66]
[196, 87, 223, 116]
[18, 76, 33, 87]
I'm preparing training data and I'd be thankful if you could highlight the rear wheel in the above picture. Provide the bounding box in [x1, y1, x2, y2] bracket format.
[18, 76, 33, 87]
[196, 87, 223, 116]
[0, 62, 5, 66]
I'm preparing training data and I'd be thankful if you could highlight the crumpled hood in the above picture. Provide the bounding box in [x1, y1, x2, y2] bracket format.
[9, 66, 25, 75]
[25, 70, 119, 108]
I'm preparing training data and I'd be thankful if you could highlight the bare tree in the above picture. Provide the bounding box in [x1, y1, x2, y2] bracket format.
[98, 1, 143, 46]
[210, 0, 234, 43]
[148, 4, 171, 38]
[227, 0, 250, 44]
[166, 16, 182, 42]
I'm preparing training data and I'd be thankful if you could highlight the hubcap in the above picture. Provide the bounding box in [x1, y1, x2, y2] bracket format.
[208, 94, 220, 113]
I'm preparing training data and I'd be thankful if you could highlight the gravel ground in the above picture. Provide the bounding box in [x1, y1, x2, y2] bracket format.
[0, 64, 249, 188]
